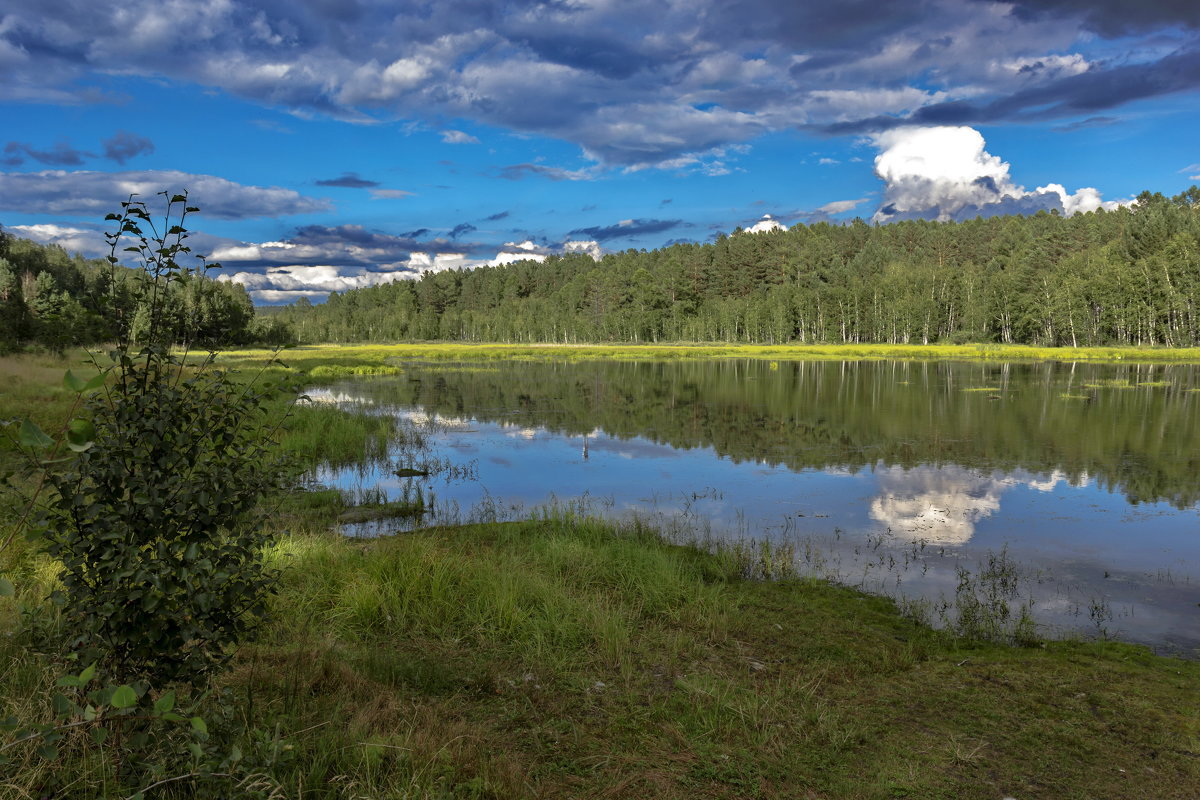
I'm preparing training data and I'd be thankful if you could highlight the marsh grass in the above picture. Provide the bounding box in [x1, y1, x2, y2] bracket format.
[280, 400, 415, 469]
[213, 515, 1200, 799]
[219, 341, 1200, 371]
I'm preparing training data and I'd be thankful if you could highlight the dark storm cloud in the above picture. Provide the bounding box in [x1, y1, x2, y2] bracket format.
[568, 218, 684, 242]
[448, 222, 476, 239]
[102, 131, 155, 164]
[822, 45, 1200, 134]
[1001, 0, 1200, 35]
[1, 0, 1198, 167]
[483, 210, 510, 221]
[315, 172, 380, 188]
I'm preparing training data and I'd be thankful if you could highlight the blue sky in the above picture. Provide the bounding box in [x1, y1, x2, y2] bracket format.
[0, 0, 1198, 303]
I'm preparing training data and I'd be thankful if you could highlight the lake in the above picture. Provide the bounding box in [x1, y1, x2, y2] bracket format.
[307, 358, 1200, 654]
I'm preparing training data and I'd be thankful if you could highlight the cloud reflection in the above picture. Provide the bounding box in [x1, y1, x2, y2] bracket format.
[870, 466, 1083, 545]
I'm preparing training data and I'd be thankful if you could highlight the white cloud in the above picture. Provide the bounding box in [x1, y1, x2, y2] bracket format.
[990, 53, 1090, 83]
[744, 214, 786, 233]
[489, 250, 548, 267]
[440, 129, 480, 144]
[369, 188, 415, 199]
[563, 240, 603, 260]
[871, 126, 1126, 222]
[0, 169, 328, 219]
[817, 198, 867, 215]
[8, 223, 103, 254]
[401, 252, 470, 273]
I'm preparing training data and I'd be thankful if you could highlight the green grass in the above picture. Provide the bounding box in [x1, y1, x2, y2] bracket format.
[280, 400, 412, 469]
[219, 341, 1200, 370]
[3, 348, 1200, 798]
[7, 512, 1199, 798]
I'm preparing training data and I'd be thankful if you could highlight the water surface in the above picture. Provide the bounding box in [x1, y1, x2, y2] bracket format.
[310, 359, 1200, 653]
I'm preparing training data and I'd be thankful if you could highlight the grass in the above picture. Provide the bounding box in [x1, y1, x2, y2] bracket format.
[217, 341, 1200, 372]
[3, 347, 1200, 797]
[281, 400, 412, 469]
[4, 508, 1199, 798]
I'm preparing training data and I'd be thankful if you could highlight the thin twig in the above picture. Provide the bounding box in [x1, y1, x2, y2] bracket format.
[125, 771, 232, 799]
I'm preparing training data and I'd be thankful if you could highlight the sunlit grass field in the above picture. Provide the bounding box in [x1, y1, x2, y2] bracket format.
[218, 340, 1200, 375]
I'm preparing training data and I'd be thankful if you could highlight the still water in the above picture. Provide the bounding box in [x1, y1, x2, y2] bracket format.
[309, 359, 1200, 654]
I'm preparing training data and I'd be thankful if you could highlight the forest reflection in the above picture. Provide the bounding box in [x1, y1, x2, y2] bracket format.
[335, 358, 1200, 510]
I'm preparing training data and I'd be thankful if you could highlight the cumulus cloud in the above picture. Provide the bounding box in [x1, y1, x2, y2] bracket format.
[206, 223, 604, 303]
[101, 131, 154, 164]
[8, 223, 105, 255]
[0, 169, 329, 219]
[744, 214, 787, 233]
[562, 240, 603, 260]
[488, 240, 550, 268]
[219, 264, 417, 304]
[870, 126, 1125, 222]
[2, 0, 1190, 168]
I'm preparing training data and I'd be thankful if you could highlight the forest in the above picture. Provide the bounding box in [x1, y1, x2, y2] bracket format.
[0, 226, 292, 353]
[274, 187, 1200, 347]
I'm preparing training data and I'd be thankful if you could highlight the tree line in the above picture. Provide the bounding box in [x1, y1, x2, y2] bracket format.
[0, 226, 292, 353]
[275, 187, 1200, 347]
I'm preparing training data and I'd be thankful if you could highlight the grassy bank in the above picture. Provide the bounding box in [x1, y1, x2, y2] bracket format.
[218, 341, 1200, 374]
[2, 349, 1200, 798]
[7, 511, 1200, 798]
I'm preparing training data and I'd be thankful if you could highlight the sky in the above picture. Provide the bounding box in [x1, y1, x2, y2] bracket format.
[0, 0, 1198, 304]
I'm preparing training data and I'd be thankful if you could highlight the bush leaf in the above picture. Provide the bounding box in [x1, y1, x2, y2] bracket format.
[18, 419, 53, 449]
[110, 685, 137, 709]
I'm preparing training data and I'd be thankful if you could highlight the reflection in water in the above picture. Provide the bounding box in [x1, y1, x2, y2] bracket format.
[871, 467, 1089, 545]
[309, 358, 1200, 653]
[871, 466, 1003, 545]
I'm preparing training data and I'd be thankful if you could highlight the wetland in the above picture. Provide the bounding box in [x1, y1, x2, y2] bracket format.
[308, 357, 1200, 653]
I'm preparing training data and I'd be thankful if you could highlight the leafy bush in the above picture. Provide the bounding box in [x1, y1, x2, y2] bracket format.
[1, 192, 296, 793]
[29, 193, 293, 685]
